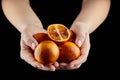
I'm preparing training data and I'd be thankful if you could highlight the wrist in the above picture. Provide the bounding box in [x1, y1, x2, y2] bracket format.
[71, 21, 90, 34]
[21, 23, 44, 33]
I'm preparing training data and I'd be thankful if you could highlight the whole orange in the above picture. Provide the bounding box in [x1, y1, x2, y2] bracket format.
[58, 42, 81, 63]
[33, 33, 50, 43]
[34, 40, 59, 65]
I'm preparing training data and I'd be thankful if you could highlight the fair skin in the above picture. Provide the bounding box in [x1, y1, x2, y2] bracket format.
[2, 0, 111, 71]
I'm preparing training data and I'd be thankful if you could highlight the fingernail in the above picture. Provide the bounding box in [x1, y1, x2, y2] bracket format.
[51, 68, 56, 71]
[32, 43, 36, 49]
[50, 66, 56, 71]
[77, 40, 81, 47]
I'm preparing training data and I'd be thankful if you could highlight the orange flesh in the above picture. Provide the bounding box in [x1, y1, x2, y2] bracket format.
[47, 24, 70, 42]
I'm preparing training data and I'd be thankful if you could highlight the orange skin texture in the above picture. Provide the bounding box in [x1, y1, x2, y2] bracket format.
[34, 40, 60, 65]
[58, 42, 81, 63]
[33, 33, 50, 43]
[34, 24, 80, 65]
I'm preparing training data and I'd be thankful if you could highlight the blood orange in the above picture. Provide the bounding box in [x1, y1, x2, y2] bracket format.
[34, 40, 60, 65]
[58, 42, 80, 63]
[47, 24, 71, 42]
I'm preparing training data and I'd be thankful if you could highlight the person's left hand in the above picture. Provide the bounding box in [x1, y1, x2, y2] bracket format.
[56, 22, 91, 70]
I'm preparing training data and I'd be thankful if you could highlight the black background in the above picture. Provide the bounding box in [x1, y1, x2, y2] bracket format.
[0, 0, 119, 79]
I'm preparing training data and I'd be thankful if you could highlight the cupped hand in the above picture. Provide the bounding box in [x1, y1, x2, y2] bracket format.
[20, 24, 59, 71]
[58, 22, 91, 70]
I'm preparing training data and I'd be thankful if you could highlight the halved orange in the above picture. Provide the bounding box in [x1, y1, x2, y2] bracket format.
[47, 24, 71, 42]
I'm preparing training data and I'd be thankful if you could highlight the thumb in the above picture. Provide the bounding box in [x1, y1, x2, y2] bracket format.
[22, 35, 38, 50]
[75, 33, 85, 47]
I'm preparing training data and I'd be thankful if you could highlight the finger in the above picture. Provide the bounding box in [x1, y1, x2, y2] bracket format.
[80, 35, 90, 63]
[21, 33, 38, 50]
[30, 61, 56, 71]
[60, 63, 68, 66]
[20, 40, 55, 71]
[67, 63, 82, 70]
[59, 63, 81, 70]
[48, 65, 56, 71]
[75, 27, 88, 47]
[69, 53, 88, 67]
[20, 49, 55, 71]
[70, 22, 86, 47]
[75, 32, 86, 47]
[20, 40, 35, 63]
[36, 64, 56, 71]
[69, 35, 90, 66]
[53, 62, 59, 68]
[58, 63, 69, 70]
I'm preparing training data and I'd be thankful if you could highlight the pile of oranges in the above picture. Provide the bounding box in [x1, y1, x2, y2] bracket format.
[33, 24, 81, 65]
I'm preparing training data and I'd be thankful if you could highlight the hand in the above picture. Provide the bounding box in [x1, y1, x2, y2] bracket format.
[58, 22, 91, 70]
[20, 24, 59, 71]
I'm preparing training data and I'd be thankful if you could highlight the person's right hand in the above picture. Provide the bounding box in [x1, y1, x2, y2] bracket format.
[20, 24, 59, 71]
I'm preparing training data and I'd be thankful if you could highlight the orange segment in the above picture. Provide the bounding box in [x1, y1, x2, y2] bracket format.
[47, 24, 71, 42]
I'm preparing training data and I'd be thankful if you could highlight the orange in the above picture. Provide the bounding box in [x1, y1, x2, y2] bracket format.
[34, 40, 59, 65]
[33, 33, 50, 43]
[58, 42, 80, 63]
[68, 30, 76, 42]
[47, 24, 71, 42]
[33, 24, 80, 65]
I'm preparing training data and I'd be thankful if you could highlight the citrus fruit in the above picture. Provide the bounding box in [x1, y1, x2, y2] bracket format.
[34, 40, 59, 65]
[33, 33, 50, 43]
[68, 30, 76, 42]
[47, 24, 71, 42]
[58, 42, 80, 63]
